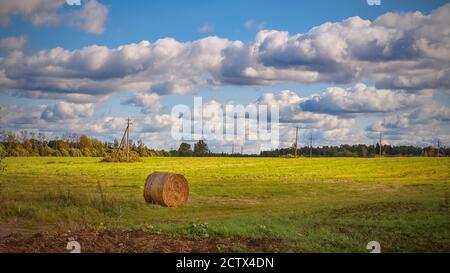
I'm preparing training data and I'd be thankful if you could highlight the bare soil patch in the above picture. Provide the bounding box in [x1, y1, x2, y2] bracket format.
[0, 224, 285, 253]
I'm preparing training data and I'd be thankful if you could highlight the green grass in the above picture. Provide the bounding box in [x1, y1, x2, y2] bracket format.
[0, 157, 449, 252]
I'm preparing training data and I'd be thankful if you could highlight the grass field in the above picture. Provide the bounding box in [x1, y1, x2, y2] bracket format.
[0, 157, 449, 252]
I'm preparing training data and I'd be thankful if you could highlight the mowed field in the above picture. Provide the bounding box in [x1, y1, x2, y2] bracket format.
[0, 157, 449, 252]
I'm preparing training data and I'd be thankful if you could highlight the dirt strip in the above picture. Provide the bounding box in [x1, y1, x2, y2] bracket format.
[0, 225, 285, 253]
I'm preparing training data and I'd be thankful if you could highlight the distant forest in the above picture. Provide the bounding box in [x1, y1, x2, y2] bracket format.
[0, 130, 448, 158]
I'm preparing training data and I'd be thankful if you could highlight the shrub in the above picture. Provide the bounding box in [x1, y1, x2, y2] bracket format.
[91, 149, 105, 157]
[0, 154, 5, 172]
[188, 222, 209, 237]
[138, 148, 149, 157]
[82, 148, 92, 157]
[59, 148, 70, 157]
[69, 148, 83, 157]
[10, 146, 29, 157]
[43, 146, 58, 156]
[102, 150, 141, 162]
[149, 150, 165, 157]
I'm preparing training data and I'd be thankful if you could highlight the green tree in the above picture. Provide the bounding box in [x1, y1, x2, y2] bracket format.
[361, 145, 368, 157]
[79, 135, 91, 149]
[137, 140, 149, 157]
[194, 140, 209, 156]
[178, 142, 192, 156]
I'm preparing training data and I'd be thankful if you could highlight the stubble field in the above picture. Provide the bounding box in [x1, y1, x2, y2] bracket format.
[0, 157, 448, 252]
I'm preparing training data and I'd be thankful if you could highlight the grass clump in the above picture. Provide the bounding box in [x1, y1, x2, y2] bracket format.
[188, 222, 210, 237]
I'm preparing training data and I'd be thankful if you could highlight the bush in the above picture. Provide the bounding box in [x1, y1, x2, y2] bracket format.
[149, 150, 163, 157]
[91, 149, 106, 157]
[188, 222, 209, 237]
[11, 146, 29, 157]
[0, 144, 5, 157]
[0, 160, 5, 172]
[82, 148, 92, 157]
[102, 150, 141, 162]
[137, 148, 149, 157]
[0, 154, 6, 172]
[40, 146, 58, 156]
[69, 148, 83, 157]
[59, 148, 70, 157]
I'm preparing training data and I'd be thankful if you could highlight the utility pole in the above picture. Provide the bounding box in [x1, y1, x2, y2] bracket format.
[126, 118, 130, 162]
[118, 118, 132, 162]
[294, 126, 299, 157]
[279, 124, 302, 157]
[232, 142, 235, 155]
[309, 132, 313, 158]
[379, 132, 382, 158]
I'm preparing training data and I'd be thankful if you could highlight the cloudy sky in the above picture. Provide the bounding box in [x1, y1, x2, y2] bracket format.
[0, 0, 449, 153]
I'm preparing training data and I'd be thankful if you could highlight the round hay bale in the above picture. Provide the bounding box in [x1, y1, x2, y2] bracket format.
[144, 172, 189, 207]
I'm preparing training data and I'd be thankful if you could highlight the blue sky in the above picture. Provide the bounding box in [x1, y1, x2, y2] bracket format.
[4, 0, 448, 50]
[0, 0, 449, 152]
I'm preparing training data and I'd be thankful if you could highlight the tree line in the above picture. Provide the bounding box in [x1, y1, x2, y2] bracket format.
[260, 144, 449, 157]
[0, 130, 447, 158]
[0, 130, 167, 158]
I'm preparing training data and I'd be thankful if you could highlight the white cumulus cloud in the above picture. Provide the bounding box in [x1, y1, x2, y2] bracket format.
[0, 0, 108, 34]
